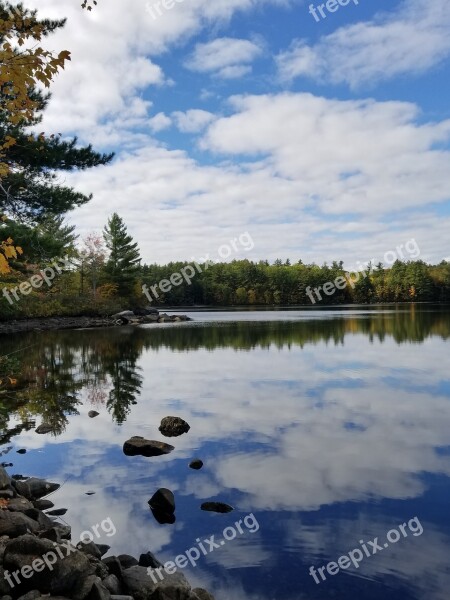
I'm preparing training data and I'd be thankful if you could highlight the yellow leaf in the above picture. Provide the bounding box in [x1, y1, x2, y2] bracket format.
[4, 245, 17, 259]
[0, 254, 11, 274]
[16, 246, 23, 255]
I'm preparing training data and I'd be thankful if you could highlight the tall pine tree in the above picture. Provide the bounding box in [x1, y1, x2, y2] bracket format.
[103, 213, 141, 295]
[0, 2, 114, 222]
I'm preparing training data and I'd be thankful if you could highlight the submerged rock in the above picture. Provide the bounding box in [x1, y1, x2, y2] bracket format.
[88, 411, 100, 418]
[148, 488, 175, 514]
[189, 459, 203, 470]
[123, 437, 174, 457]
[200, 502, 234, 514]
[35, 424, 54, 435]
[159, 416, 190, 438]
[149, 488, 176, 526]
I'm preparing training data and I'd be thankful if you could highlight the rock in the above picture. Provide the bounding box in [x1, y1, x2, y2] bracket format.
[16, 449, 27, 455]
[23, 508, 54, 530]
[144, 306, 159, 314]
[189, 459, 203, 470]
[192, 590, 215, 600]
[90, 557, 110, 581]
[96, 544, 110, 557]
[1, 462, 13, 467]
[12, 478, 60, 500]
[39, 524, 71, 543]
[142, 315, 159, 323]
[3, 534, 95, 597]
[6, 497, 34, 512]
[35, 424, 54, 435]
[0, 467, 10, 489]
[122, 566, 192, 600]
[148, 489, 175, 515]
[88, 411, 100, 418]
[85, 491, 96, 496]
[17, 591, 40, 600]
[38, 527, 64, 543]
[150, 508, 176, 525]
[138, 551, 162, 569]
[103, 556, 123, 579]
[47, 508, 67, 516]
[112, 311, 135, 319]
[33, 499, 54, 510]
[123, 438, 174, 458]
[200, 502, 234, 514]
[110, 597, 134, 600]
[77, 540, 102, 559]
[103, 575, 122, 595]
[0, 511, 40, 537]
[117, 555, 138, 570]
[0, 489, 14, 499]
[159, 417, 190, 438]
[87, 578, 111, 600]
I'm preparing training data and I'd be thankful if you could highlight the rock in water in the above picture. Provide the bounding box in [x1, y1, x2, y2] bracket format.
[148, 488, 175, 514]
[16, 448, 27, 454]
[200, 502, 234, 514]
[189, 459, 203, 470]
[12, 477, 60, 500]
[159, 416, 190, 437]
[35, 424, 54, 435]
[123, 437, 174, 457]
[88, 410, 100, 418]
[47, 508, 67, 516]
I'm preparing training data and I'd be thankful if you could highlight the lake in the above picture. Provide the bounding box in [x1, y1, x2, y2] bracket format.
[1, 305, 450, 600]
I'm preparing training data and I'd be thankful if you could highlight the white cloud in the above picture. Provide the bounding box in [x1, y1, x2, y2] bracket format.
[149, 112, 173, 132]
[185, 37, 263, 78]
[58, 91, 450, 265]
[172, 109, 216, 133]
[277, 0, 450, 88]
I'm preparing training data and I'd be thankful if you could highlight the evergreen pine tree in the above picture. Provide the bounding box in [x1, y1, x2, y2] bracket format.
[0, 2, 114, 222]
[103, 213, 141, 295]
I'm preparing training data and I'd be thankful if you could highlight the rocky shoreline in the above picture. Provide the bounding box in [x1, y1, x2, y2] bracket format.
[0, 467, 213, 600]
[0, 310, 192, 335]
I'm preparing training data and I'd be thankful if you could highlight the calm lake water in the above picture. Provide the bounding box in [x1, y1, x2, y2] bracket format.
[1, 305, 450, 600]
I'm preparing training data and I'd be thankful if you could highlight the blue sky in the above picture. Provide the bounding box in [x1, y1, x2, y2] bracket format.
[28, 0, 450, 267]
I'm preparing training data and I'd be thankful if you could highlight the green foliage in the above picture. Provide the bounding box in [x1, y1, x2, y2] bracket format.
[103, 213, 141, 296]
[141, 259, 450, 307]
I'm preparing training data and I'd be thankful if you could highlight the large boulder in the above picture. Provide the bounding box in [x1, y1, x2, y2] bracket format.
[12, 478, 60, 501]
[3, 534, 95, 597]
[123, 438, 174, 458]
[122, 566, 191, 600]
[159, 417, 190, 438]
[111, 311, 135, 319]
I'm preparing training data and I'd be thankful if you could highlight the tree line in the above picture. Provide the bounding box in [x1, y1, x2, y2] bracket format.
[0, 1, 449, 321]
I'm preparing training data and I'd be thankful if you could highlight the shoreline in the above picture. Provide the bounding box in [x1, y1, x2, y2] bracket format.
[0, 466, 214, 600]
